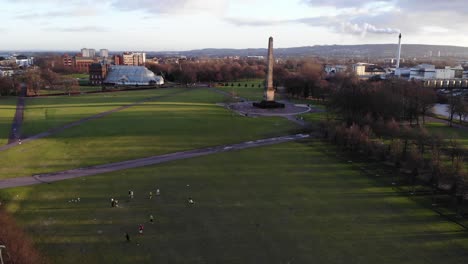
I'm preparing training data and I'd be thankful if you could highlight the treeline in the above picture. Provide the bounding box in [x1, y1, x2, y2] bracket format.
[328, 78, 437, 125]
[0, 69, 79, 96]
[147, 59, 268, 83]
[309, 76, 468, 209]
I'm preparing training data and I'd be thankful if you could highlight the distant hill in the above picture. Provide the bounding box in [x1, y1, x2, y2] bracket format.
[3, 44, 468, 60]
[149, 44, 468, 59]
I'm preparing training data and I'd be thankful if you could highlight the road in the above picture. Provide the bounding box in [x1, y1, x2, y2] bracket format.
[0, 134, 311, 189]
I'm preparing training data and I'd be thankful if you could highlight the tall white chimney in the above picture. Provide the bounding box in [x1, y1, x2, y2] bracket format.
[396, 33, 402, 69]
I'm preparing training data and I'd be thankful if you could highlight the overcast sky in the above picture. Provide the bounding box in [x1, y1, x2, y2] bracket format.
[1, 0, 467, 51]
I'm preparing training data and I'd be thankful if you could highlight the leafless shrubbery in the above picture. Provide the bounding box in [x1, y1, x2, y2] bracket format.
[0, 209, 46, 264]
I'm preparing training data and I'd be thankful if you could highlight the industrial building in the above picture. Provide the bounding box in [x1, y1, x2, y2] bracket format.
[409, 64, 456, 80]
[103, 66, 164, 86]
[324, 64, 347, 75]
[352, 63, 386, 78]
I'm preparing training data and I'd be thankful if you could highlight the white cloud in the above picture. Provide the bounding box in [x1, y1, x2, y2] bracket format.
[111, 0, 229, 14]
[44, 26, 109, 32]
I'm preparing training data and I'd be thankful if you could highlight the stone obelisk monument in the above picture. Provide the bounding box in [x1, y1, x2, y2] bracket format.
[265, 36, 275, 101]
[253, 36, 285, 109]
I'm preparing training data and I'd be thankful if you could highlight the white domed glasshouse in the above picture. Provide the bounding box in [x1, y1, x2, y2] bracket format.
[104, 66, 164, 86]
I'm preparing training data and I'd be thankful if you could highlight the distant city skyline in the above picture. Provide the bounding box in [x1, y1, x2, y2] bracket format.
[1, 0, 467, 51]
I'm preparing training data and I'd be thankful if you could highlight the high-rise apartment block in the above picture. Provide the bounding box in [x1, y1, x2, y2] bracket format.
[100, 49, 109, 58]
[81, 48, 96, 58]
[122, 52, 146, 66]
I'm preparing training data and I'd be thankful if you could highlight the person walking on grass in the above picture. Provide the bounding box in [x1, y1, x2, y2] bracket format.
[149, 214, 154, 224]
[125, 232, 130, 242]
[129, 190, 134, 199]
[188, 197, 195, 205]
[139, 224, 144, 235]
[149, 191, 153, 200]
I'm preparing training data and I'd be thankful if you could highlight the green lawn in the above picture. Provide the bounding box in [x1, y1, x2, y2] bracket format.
[2, 141, 468, 263]
[0, 97, 17, 145]
[23, 88, 182, 136]
[217, 80, 265, 101]
[0, 88, 298, 179]
[425, 122, 468, 148]
[62, 73, 89, 79]
[39, 86, 103, 95]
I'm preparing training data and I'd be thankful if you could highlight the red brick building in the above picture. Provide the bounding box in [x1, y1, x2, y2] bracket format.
[89, 63, 108, 85]
[114, 55, 122, 65]
[62, 54, 73, 67]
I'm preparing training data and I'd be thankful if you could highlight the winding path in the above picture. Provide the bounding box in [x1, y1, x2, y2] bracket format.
[0, 134, 311, 189]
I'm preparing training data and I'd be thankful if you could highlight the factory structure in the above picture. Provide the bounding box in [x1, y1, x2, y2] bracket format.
[325, 34, 468, 88]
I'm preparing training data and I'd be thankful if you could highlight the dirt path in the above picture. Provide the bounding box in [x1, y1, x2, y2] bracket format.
[0, 134, 311, 189]
[0, 89, 188, 152]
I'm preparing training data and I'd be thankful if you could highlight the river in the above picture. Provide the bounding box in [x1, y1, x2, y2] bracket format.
[432, 104, 467, 122]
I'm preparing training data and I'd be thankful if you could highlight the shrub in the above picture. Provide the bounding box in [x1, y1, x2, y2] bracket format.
[0, 209, 45, 264]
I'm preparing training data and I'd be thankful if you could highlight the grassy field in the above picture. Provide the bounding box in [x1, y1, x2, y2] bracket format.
[217, 80, 265, 101]
[63, 73, 89, 79]
[22, 88, 181, 136]
[2, 141, 468, 263]
[425, 121, 468, 147]
[39, 86, 103, 95]
[0, 88, 298, 179]
[0, 97, 17, 145]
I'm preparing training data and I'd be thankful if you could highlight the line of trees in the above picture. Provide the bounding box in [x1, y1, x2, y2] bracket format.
[0, 68, 80, 96]
[327, 78, 437, 125]
[147, 59, 268, 84]
[302, 74, 468, 212]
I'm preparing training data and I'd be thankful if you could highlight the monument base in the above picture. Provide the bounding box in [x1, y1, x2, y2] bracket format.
[253, 100, 285, 109]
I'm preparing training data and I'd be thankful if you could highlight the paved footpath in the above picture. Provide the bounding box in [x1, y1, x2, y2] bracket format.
[0, 89, 188, 152]
[7, 85, 26, 144]
[0, 134, 311, 189]
[425, 116, 468, 132]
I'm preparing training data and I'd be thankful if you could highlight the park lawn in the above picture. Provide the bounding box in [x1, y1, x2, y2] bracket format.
[2, 141, 468, 263]
[0, 88, 298, 179]
[299, 111, 327, 125]
[425, 122, 468, 147]
[79, 86, 103, 92]
[39, 86, 102, 95]
[22, 88, 183, 136]
[0, 97, 17, 145]
[217, 80, 265, 101]
[62, 73, 89, 79]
